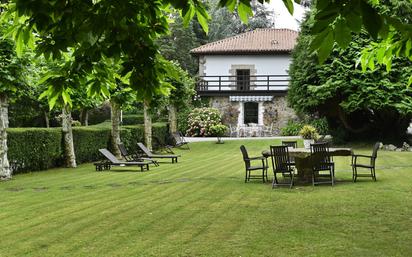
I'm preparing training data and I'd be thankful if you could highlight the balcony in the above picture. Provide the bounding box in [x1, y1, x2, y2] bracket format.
[196, 75, 289, 96]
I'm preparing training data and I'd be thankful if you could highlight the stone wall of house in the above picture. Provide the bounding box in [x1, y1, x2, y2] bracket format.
[208, 96, 297, 135]
[263, 96, 297, 134]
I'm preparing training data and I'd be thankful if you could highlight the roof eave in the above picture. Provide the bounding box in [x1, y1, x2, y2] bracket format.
[190, 50, 292, 56]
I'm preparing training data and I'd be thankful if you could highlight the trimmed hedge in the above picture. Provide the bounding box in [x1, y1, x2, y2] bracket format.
[72, 127, 111, 163]
[8, 128, 63, 172]
[121, 114, 144, 125]
[7, 122, 168, 174]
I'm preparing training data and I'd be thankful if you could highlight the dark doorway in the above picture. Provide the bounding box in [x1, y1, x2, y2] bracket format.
[236, 69, 250, 91]
[244, 102, 258, 124]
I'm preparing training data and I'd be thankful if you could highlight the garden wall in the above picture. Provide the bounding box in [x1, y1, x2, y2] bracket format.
[7, 122, 168, 174]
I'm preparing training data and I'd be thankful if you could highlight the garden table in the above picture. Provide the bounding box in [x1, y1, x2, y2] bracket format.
[262, 147, 353, 182]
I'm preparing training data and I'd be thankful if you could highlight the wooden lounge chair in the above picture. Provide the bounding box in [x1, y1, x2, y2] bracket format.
[95, 148, 151, 172]
[118, 143, 159, 166]
[137, 143, 180, 163]
[171, 131, 190, 150]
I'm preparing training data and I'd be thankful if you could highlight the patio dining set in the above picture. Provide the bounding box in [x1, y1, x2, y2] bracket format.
[241, 141, 380, 188]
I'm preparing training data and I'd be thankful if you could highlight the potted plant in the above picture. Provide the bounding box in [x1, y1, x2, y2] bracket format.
[299, 125, 319, 149]
[209, 124, 228, 144]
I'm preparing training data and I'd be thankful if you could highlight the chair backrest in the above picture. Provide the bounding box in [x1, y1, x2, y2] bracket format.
[372, 142, 380, 158]
[99, 149, 120, 164]
[118, 143, 128, 157]
[270, 145, 290, 173]
[282, 141, 298, 148]
[310, 142, 331, 170]
[240, 145, 250, 169]
[172, 132, 184, 144]
[370, 142, 380, 166]
[137, 142, 153, 157]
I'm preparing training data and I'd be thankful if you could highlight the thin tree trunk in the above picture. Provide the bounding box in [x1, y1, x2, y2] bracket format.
[62, 104, 77, 168]
[143, 100, 152, 151]
[110, 100, 122, 158]
[0, 94, 11, 180]
[168, 104, 177, 134]
[44, 110, 50, 128]
[81, 109, 89, 126]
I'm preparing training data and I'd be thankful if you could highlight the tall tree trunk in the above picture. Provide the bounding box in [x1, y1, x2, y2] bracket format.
[62, 105, 77, 168]
[81, 109, 89, 126]
[168, 104, 177, 134]
[110, 100, 122, 158]
[44, 110, 50, 128]
[0, 94, 11, 180]
[143, 100, 152, 150]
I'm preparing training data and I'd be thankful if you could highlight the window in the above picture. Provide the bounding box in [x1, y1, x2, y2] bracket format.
[244, 102, 258, 124]
[236, 69, 250, 91]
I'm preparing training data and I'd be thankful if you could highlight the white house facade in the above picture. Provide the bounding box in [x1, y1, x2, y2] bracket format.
[190, 28, 298, 134]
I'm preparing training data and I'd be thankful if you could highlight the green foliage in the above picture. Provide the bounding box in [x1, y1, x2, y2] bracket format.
[281, 118, 329, 136]
[177, 108, 192, 133]
[307, 0, 412, 81]
[7, 128, 63, 172]
[120, 123, 169, 154]
[121, 114, 144, 125]
[72, 127, 111, 163]
[186, 107, 222, 136]
[280, 120, 303, 136]
[289, 9, 412, 140]
[0, 24, 29, 96]
[7, 123, 168, 173]
[209, 124, 228, 137]
[299, 125, 319, 140]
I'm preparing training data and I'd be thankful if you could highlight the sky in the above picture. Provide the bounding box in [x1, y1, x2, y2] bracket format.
[265, 1, 308, 31]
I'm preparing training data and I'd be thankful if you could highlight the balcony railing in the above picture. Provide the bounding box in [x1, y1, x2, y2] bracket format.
[196, 75, 289, 96]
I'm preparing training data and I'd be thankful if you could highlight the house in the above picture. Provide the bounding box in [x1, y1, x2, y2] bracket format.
[190, 28, 298, 134]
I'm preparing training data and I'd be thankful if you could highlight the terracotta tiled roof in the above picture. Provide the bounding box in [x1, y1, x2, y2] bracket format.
[190, 28, 298, 55]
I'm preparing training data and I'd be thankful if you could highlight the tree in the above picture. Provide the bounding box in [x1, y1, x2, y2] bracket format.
[0, 25, 29, 179]
[167, 64, 196, 134]
[288, 9, 412, 142]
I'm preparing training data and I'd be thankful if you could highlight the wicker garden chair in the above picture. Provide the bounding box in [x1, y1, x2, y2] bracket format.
[270, 145, 295, 188]
[310, 142, 335, 186]
[351, 142, 380, 182]
[240, 145, 268, 183]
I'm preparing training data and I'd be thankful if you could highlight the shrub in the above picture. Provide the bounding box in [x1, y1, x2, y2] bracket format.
[72, 127, 111, 163]
[7, 122, 169, 173]
[7, 128, 63, 173]
[310, 117, 329, 135]
[299, 125, 319, 140]
[209, 124, 228, 137]
[121, 114, 144, 125]
[186, 108, 222, 137]
[281, 118, 330, 136]
[177, 108, 191, 134]
[281, 120, 303, 136]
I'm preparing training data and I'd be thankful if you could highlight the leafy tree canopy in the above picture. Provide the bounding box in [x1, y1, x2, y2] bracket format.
[289, 5, 412, 141]
[3, 0, 412, 109]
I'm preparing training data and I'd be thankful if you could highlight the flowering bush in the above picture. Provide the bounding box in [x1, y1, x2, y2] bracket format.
[186, 108, 222, 137]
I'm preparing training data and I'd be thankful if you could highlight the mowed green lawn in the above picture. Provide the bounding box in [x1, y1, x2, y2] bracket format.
[1, 139, 412, 257]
